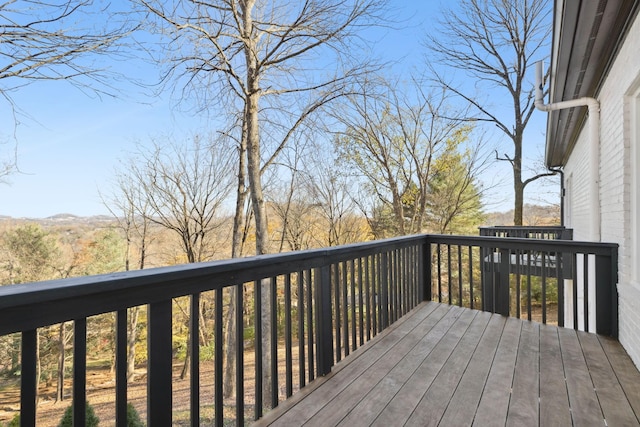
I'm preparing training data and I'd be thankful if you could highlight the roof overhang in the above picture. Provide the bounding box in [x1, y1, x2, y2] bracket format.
[545, 0, 640, 168]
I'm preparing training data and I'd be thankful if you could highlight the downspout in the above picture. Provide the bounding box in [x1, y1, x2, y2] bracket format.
[548, 166, 564, 227]
[535, 61, 601, 241]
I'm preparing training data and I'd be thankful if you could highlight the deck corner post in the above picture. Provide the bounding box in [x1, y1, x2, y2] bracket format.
[595, 247, 618, 337]
[315, 264, 334, 376]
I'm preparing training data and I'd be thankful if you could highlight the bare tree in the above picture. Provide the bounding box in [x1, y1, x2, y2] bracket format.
[139, 0, 389, 407]
[102, 173, 157, 381]
[305, 146, 371, 246]
[427, 0, 553, 225]
[126, 135, 235, 264]
[333, 79, 483, 236]
[0, 0, 136, 179]
[115, 133, 235, 378]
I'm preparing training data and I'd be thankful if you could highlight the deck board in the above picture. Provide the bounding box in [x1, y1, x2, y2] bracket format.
[304, 304, 459, 427]
[256, 302, 640, 427]
[506, 320, 539, 426]
[558, 326, 604, 424]
[539, 324, 572, 426]
[438, 314, 506, 426]
[404, 310, 490, 427]
[334, 304, 459, 426]
[578, 331, 639, 425]
[472, 316, 521, 426]
[371, 307, 477, 426]
[598, 335, 640, 421]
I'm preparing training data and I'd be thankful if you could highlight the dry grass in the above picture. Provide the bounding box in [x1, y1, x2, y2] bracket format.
[0, 343, 301, 426]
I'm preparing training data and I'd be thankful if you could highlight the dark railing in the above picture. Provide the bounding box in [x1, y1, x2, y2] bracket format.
[428, 235, 617, 336]
[0, 234, 617, 426]
[0, 235, 427, 426]
[479, 225, 573, 240]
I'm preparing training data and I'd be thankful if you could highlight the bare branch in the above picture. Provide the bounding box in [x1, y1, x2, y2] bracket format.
[427, 0, 552, 225]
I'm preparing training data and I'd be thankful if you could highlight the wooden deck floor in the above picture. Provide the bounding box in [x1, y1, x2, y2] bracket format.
[255, 302, 640, 426]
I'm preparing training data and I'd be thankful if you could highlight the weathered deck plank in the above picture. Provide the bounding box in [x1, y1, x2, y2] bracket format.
[404, 310, 491, 426]
[334, 304, 464, 426]
[557, 326, 604, 424]
[578, 331, 639, 425]
[304, 304, 461, 427]
[438, 314, 506, 426]
[506, 320, 539, 426]
[539, 323, 572, 426]
[370, 307, 477, 427]
[255, 302, 640, 427]
[598, 335, 640, 421]
[472, 316, 521, 426]
[265, 301, 441, 426]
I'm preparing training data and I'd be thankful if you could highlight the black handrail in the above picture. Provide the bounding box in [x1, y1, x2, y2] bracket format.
[479, 225, 573, 240]
[0, 233, 618, 426]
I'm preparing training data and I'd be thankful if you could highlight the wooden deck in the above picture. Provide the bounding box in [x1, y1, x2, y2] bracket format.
[255, 302, 640, 426]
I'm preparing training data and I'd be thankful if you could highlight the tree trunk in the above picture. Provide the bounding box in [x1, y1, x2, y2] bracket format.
[513, 133, 524, 226]
[127, 307, 139, 381]
[180, 325, 191, 380]
[56, 322, 65, 402]
[223, 131, 248, 399]
[245, 39, 273, 407]
[514, 177, 524, 226]
[222, 286, 237, 399]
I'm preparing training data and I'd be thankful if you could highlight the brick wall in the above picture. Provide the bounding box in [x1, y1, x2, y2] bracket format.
[562, 11, 640, 367]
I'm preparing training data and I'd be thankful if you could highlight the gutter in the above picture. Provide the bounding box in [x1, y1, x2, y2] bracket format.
[535, 61, 600, 241]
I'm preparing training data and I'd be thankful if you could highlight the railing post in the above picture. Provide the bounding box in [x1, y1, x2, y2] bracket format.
[147, 299, 173, 425]
[115, 310, 128, 427]
[595, 248, 618, 337]
[73, 319, 87, 427]
[481, 247, 494, 313]
[420, 240, 432, 302]
[497, 248, 510, 316]
[315, 264, 334, 376]
[20, 330, 37, 427]
[381, 252, 390, 328]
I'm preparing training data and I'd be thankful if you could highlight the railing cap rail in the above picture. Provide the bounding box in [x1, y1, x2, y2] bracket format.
[0, 233, 618, 335]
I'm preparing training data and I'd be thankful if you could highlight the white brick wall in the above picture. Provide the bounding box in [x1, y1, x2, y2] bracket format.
[562, 11, 640, 367]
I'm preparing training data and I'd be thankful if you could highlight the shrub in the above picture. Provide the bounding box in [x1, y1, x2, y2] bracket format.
[126, 402, 144, 427]
[58, 401, 99, 427]
[7, 414, 19, 427]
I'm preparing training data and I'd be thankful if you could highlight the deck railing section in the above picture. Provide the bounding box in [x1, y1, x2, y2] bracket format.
[479, 225, 573, 240]
[0, 235, 426, 426]
[0, 234, 617, 426]
[428, 235, 618, 337]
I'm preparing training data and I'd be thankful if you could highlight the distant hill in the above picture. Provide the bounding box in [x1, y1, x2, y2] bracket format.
[483, 204, 561, 227]
[0, 214, 117, 228]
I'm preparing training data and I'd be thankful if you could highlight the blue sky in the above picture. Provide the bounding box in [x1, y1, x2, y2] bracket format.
[0, 0, 552, 218]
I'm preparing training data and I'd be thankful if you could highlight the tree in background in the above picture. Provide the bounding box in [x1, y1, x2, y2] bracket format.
[427, 0, 553, 225]
[0, 0, 136, 182]
[304, 145, 372, 246]
[0, 224, 63, 406]
[1, 224, 61, 284]
[103, 174, 156, 381]
[333, 80, 485, 237]
[78, 229, 126, 276]
[427, 139, 486, 234]
[120, 134, 235, 265]
[115, 133, 235, 378]
[138, 0, 389, 405]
